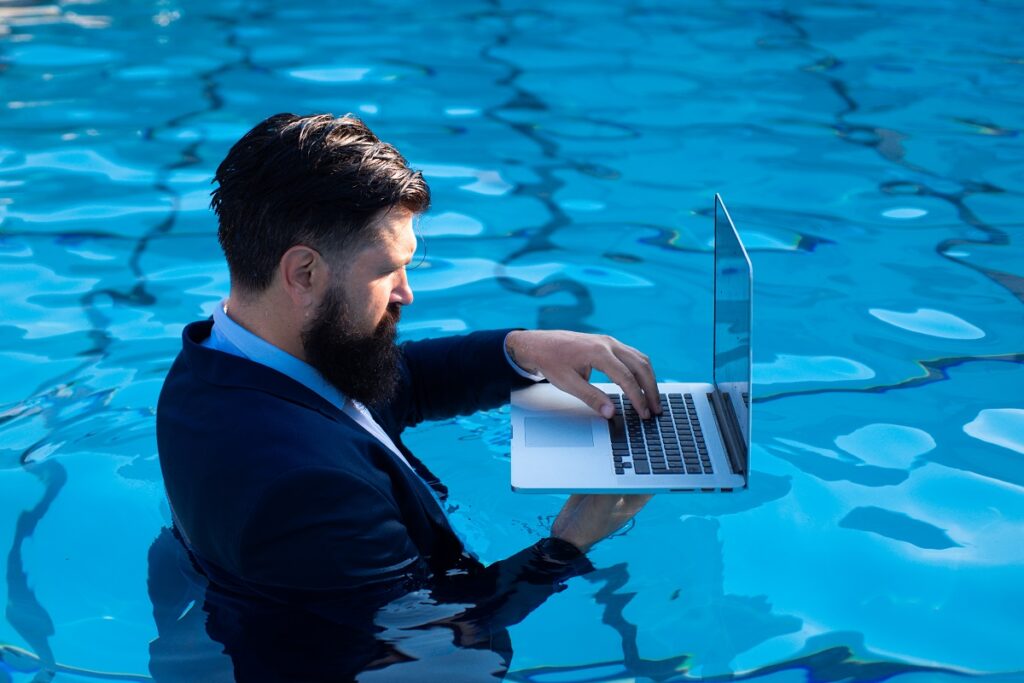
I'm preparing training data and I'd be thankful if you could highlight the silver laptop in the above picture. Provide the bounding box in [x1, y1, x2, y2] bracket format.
[510, 194, 752, 493]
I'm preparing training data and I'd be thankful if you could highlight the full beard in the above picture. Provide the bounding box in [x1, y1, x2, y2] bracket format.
[301, 287, 402, 408]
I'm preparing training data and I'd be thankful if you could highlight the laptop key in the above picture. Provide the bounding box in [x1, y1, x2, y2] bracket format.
[634, 461, 650, 474]
[615, 467, 625, 475]
[609, 414, 627, 443]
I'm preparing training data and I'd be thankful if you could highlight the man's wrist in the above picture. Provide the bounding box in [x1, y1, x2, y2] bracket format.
[504, 330, 544, 380]
[537, 535, 587, 560]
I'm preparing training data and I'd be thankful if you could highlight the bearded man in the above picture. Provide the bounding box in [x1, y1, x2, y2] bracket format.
[154, 113, 658, 680]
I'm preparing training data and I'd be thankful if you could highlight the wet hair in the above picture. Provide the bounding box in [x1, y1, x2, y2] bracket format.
[211, 113, 430, 295]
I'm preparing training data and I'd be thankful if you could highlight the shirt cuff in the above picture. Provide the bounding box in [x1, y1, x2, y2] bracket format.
[503, 331, 545, 381]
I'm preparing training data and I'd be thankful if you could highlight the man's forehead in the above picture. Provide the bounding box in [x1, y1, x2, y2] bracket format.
[381, 210, 416, 255]
[359, 210, 417, 263]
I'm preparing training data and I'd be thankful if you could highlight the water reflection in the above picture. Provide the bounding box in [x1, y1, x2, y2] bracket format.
[146, 526, 593, 681]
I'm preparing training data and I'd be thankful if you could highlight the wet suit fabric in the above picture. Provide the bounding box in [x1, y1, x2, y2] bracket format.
[152, 319, 591, 681]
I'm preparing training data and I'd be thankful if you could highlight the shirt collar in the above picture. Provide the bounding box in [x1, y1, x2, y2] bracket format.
[210, 299, 348, 412]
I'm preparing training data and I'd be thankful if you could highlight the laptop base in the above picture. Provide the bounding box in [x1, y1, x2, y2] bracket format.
[510, 382, 746, 493]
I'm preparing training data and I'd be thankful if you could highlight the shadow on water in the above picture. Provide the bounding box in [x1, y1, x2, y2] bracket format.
[3, 459, 65, 683]
[507, 642, 991, 683]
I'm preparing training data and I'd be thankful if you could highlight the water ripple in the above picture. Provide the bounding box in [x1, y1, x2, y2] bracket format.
[964, 409, 1024, 455]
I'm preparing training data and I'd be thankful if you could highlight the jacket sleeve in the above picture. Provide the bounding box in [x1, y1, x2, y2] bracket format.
[390, 328, 539, 429]
[427, 537, 594, 638]
[233, 463, 592, 630]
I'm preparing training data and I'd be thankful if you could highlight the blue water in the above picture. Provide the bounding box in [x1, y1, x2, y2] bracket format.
[1, 0, 1023, 680]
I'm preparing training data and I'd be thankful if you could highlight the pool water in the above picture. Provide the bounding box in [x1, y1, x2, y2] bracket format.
[1, 0, 1023, 680]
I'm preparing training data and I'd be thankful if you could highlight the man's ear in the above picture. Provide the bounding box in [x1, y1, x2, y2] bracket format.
[278, 245, 325, 309]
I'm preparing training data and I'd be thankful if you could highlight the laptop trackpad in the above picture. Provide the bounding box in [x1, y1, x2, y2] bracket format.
[524, 416, 595, 448]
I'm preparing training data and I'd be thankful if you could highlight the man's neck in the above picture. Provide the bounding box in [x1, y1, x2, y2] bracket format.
[223, 292, 307, 362]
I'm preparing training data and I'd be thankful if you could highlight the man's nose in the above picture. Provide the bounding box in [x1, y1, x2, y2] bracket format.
[391, 274, 414, 306]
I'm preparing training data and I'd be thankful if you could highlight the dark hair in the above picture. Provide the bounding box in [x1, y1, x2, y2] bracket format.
[211, 113, 430, 294]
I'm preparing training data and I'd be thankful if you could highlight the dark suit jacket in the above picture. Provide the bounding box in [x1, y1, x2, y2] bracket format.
[153, 320, 590, 680]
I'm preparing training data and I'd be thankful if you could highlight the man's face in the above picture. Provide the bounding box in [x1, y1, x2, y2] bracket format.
[300, 209, 416, 406]
[334, 208, 417, 335]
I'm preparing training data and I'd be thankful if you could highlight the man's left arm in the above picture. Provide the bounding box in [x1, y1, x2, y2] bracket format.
[393, 329, 535, 428]
[392, 328, 662, 429]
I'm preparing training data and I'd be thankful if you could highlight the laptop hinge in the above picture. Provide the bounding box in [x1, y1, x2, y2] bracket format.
[707, 390, 747, 475]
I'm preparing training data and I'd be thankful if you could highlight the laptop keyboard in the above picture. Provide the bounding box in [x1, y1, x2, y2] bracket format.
[607, 392, 713, 476]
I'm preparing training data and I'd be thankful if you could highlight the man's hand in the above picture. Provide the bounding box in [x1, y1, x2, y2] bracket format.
[551, 493, 653, 553]
[505, 330, 661, 419]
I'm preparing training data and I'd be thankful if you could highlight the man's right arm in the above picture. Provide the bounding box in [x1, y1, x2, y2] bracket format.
[233, 465, 617, 630]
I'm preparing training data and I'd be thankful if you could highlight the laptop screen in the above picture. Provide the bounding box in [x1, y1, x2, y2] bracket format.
[712, 195, 752, 460]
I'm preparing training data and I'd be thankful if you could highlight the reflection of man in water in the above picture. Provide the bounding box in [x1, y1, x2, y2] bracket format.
[151, 113, 658, 681]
